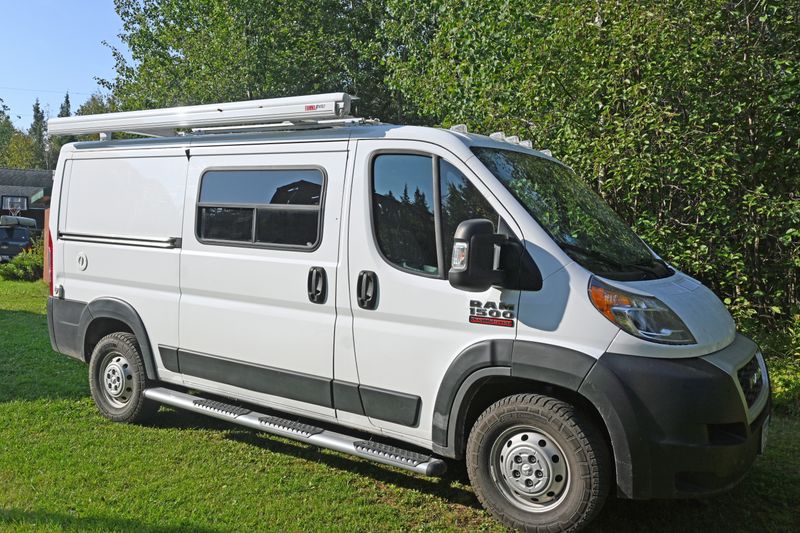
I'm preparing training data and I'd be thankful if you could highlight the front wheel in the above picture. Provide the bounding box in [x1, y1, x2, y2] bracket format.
[466, 394, 610, 532]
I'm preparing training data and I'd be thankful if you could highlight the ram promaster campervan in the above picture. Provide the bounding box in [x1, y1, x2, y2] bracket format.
[46, 93, 770, 532]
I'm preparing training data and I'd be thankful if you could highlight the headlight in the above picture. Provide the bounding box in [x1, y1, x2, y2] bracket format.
[588, 276, 696, 345]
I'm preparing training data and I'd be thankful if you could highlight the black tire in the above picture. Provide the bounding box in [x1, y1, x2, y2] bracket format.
[466, 393, 610, 533]
[88, 332, 158, 423]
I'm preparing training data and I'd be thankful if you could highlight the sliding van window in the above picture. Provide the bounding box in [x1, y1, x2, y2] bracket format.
[197, 169, 324, 249]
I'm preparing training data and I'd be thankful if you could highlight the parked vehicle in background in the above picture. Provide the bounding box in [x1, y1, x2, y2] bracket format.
[45, 94, 771, 532]
[0, 216, 36, 262]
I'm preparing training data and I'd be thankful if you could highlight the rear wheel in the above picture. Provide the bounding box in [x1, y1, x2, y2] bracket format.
[89, 332, 157, 423]
[466, 393, 610, 532]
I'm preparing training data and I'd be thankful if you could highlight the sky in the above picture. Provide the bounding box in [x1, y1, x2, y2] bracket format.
[0, 1, 129, 129]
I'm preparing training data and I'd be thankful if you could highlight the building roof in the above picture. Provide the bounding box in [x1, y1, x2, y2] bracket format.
[0, 168, 54, 208]
[0, 168, 54, 188]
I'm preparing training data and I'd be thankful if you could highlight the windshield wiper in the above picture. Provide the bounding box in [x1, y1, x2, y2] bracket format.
[559, 242, 628, 271]
[560, 242, 667, 279]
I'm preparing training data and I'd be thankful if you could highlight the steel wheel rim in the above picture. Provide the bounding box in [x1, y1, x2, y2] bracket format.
[99, 351, 135, 408]
[489, 425, 570, 512]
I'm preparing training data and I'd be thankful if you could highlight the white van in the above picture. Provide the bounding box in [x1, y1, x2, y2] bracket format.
[46, 93, 770, 532]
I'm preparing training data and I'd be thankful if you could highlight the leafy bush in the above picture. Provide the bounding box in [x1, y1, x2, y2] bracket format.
[0, 239, 44, 282]
[384, 0, 799, 351]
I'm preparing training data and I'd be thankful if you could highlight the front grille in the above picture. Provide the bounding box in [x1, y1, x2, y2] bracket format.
[737, 355, 764, 408]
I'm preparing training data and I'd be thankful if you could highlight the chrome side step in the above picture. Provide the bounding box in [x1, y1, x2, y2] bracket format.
[143, 387, 447, 477]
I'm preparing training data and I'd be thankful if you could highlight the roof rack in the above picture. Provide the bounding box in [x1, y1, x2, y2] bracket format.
[189, 117, 376, 136]
[47, 93, 356, 139]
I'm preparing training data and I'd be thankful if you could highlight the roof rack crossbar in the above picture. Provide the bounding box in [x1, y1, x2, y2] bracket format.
[47, 93, 355, 137]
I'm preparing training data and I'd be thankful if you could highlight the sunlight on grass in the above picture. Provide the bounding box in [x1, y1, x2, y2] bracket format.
[0, 280, 797, 532]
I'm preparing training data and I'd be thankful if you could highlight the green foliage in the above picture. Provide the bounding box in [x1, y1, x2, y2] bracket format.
[384, 0, 800, 345]
[0, 98, 13, 162]
[58, 92, 71, 118]
[1, 131, 38, 169]
[104, 0, 799, 359]
[28, 99, 47, 169]
[105, 0, 406, 120]
[0, 239, 44, 282]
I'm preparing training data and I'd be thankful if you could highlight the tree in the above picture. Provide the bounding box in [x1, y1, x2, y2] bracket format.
[28, 99, 47, 169]
[2, 132, 38, 169]
[76, 92, 117, 117]
[58, 92, 71, 118]
[49, 92, 77, 163]
[0, 97, 14, 164]
[384, 0, 799, 331]
[104, 0, 411, 120]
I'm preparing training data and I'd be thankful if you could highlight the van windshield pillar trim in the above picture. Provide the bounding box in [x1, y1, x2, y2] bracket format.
[59, 232, 182, 249]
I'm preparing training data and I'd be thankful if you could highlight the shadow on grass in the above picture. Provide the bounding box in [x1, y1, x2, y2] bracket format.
[0, 309, 87, 403]
[149, 407, 481, 510]
[146, 408, 800, 531]
[0, 508, 222, 533]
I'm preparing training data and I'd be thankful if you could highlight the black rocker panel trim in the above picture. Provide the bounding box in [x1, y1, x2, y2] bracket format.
[172, 349, 421, 426]
[177, 349, 334, 408]
[332, 380, 365, 415]
[159, 346, 180, 373]
[360, 385, 421, 427]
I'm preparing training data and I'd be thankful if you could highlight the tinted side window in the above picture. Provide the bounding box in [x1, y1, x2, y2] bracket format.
[198, 169, 324, 248]
[439, 159, 499, 261]
[372, 154, 439, 275]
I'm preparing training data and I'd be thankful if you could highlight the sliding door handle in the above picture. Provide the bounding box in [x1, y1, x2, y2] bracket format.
[307, 267, 327, 304]
[357, 270, 379, 310]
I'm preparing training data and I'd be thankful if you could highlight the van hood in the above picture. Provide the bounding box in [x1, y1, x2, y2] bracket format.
[604, 270, 737, 358]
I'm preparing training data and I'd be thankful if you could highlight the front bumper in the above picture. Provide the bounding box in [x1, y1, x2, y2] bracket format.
[579, 334, 771, 499]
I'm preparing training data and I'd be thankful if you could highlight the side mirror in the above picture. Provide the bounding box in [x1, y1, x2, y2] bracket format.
[448, 219, 543, 292]
[448, 219, 502, 292]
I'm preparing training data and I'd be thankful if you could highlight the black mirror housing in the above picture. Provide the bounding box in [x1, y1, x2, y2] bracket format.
[448, 219, 501, 292]
[448, 219, 542, 292]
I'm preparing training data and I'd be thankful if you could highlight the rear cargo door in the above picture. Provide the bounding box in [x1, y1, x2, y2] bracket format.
[178, 141, 349, 419]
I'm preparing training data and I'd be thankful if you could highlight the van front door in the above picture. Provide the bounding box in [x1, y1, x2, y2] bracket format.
[178, 144, 348, 419]
[347, 140, 520, 444]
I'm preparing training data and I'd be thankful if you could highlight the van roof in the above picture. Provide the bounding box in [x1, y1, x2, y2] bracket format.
[64, 123, 553, 162]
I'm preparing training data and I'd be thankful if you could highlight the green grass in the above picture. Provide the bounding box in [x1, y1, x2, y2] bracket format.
[0, 280, 798, 532]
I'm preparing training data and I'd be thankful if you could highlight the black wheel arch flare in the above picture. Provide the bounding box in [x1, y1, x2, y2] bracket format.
[432, 339, 640, 497]
[77, 297, 159, 380]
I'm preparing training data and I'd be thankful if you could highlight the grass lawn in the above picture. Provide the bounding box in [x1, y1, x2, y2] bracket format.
[0, 279, 798, 532]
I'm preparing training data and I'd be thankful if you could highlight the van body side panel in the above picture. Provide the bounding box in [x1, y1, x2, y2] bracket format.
[347, 139, 522, 445]
[177, 144, 348, 419]
[57, 149, 187, 376]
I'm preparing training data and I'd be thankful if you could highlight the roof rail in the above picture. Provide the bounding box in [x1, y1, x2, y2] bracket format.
[189, 117, 376, 136]
[47, 93, 355, 138]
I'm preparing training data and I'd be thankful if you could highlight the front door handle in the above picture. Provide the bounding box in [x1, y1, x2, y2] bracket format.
[307, 267, 327, 304]
[357, 270, 379, 310]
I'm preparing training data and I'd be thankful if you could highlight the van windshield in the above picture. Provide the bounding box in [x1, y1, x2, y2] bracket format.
[471, 147, 671, 280]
